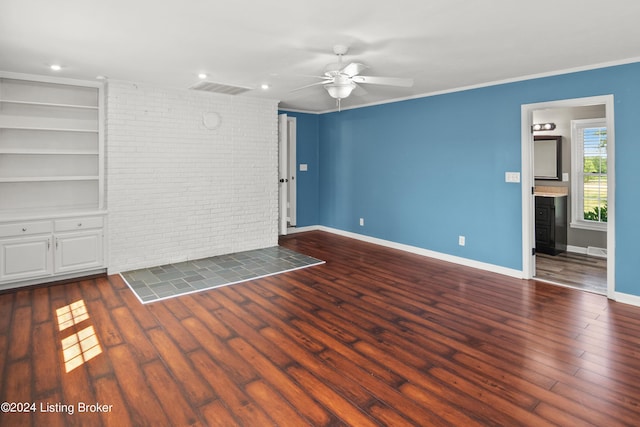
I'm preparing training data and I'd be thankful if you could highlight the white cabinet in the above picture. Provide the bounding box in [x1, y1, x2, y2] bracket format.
[0, 72, 106, 289]
[0, 235, 52, 282]
[55, 230, 103, 274]
[0, 216, 105, 288]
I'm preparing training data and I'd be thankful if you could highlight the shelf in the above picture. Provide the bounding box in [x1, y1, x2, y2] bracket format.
[0, 115, 98, 133]
[0, 176, 99, 183]
[0, 149, 98, 155]
[0, 99, 98, 110]
[0, 125, 98, 133]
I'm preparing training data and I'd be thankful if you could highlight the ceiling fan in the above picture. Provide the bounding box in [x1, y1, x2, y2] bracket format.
[294, 44, 414, 109]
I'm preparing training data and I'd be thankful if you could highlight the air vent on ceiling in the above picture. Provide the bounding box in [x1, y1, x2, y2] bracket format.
[189, 80, 252, 95]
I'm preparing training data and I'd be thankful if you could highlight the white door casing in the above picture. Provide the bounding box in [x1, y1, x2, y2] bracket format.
[287, 117, 297, 227]
[278, 114, 288, 235]
[521, 95, 615, 299]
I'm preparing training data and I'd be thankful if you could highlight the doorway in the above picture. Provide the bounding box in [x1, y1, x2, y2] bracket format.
[278, 113, 297, 235]
[521, 95, 615, 298]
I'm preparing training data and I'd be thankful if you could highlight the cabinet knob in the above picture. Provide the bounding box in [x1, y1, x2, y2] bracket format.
[78, 223, 82, 227]
[22, 227, 27, 232]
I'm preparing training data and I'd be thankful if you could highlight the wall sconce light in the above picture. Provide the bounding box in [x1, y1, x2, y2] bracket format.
[532, 122, 556, 132]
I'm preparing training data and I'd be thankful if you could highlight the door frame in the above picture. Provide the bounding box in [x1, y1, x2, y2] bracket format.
[278, 114, 297, 235]
[521, 95, 615, 299]
[287, 117, 297, 228]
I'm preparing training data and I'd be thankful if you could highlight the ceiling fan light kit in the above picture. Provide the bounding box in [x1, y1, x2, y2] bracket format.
[325, 83, 356, 99]
[292, 44, 414, 111]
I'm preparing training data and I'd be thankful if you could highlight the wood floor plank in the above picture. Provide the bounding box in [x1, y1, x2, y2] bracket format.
[32, 287, 51, 324]
[1, 230, 639, 426]
[145, 328, 214, 406]
[211, 305, 292, 368]
[316, 348, 453, 426]
[82, 297, 123, 349]
[32, 321, 60, 396]
[286, 364, 379, 427]
[179, 294, 234, 339]
[244, 379, 310, 426]
[0, 359, 32, 427]
[199, 400, 239, 427]
[260, 326, 377, 408]
[116, 286, 159, 331]
[33, 390, 67, 427]
[108, 345, 171, 426]
[227, 336, 332, 426]
[189, 349, 274, 426]
[143, 360, 203, 427]
[8, 306, 31, 361]
[109, 305, 158, 363]
[146, 302, 200, 352]
[93, 376, 133, 427]
[181, 316, 258, 384]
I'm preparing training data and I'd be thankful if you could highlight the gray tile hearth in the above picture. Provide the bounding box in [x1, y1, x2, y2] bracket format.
[120, 246, 324, 304]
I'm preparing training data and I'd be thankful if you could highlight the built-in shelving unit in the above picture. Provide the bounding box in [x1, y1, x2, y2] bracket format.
[0, 73, 104, 215]
[0, 72, 106, 289]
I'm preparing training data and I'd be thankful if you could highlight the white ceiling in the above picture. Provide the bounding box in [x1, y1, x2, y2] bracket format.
[2, 0, 640, 113]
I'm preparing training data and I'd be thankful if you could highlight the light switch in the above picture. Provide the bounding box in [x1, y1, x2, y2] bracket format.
[505, 172, 521, 183]
[299, 164, 308, 171]
[562, 173, 569, 182]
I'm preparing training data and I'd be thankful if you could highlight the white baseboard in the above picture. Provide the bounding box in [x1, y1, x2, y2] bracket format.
[300, 226, 524, 279]
[285, 225, 318, 234]
[285, 226, 640, 308]
[613, 292, 640, 308]
[566, 245, 587, 254]
[566, 245, 607, 258]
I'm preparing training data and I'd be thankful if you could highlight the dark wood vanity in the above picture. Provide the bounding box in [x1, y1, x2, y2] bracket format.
[535, 195, 567, 255]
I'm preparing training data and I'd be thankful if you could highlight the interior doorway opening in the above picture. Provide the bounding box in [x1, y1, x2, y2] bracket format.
[278, 114, 297, 236]
[521, 95, 615, 298]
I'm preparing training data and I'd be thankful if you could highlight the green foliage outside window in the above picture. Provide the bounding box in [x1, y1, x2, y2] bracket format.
[584, 203, 607, 223]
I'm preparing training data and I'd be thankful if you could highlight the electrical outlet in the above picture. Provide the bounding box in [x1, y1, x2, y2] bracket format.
[359, 218, 364, 226]
[459, 235, 465, 246]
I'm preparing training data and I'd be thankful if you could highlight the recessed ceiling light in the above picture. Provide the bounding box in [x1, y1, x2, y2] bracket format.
[198, 73, 207, 79]
[261, 83, 270, 90]
[50, 64, 62, 71]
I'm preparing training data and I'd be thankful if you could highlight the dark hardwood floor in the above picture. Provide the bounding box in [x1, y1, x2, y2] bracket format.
[1, 230, 639, 426]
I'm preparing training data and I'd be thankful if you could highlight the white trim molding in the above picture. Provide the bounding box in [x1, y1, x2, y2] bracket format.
[293, 226, 524, 279]
[521, 94, 615, 300]
[614, 292, 640, 308]
[284, 226, 640, 308]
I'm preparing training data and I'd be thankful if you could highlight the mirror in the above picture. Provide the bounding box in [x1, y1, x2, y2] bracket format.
[534, 135, 562, 180]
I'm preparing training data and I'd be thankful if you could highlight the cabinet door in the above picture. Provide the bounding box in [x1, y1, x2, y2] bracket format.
[0, 235, 52, 282]
[55, 230, 103, 274]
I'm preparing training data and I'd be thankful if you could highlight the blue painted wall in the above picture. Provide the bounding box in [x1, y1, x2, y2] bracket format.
[278, 111, 320, 227]
[287, 62, 640, 297]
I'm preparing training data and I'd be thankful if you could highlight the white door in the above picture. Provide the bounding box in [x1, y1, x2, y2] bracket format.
[278, 114, 289, 235]
[55, 231, 103, 274]
[0, 235, 52, 282]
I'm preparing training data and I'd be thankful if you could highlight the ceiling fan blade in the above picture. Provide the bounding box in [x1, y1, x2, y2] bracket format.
[352, 75, 414, 87]
[352, 83, 368, 96]
[340, 62, 369, 77]
[290, 79, 333, 92]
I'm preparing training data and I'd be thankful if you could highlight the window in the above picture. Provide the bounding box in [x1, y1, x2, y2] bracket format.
[571, 118, 607, 231]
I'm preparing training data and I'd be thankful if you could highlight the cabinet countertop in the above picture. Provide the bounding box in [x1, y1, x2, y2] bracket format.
[534, 193, 568, 198]
[0, 209, 107, 223]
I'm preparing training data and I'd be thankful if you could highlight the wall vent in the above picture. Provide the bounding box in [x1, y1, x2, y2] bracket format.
[189, 80, 252, 95]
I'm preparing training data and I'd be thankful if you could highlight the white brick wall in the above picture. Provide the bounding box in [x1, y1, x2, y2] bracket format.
[106, 81, 279, 273]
